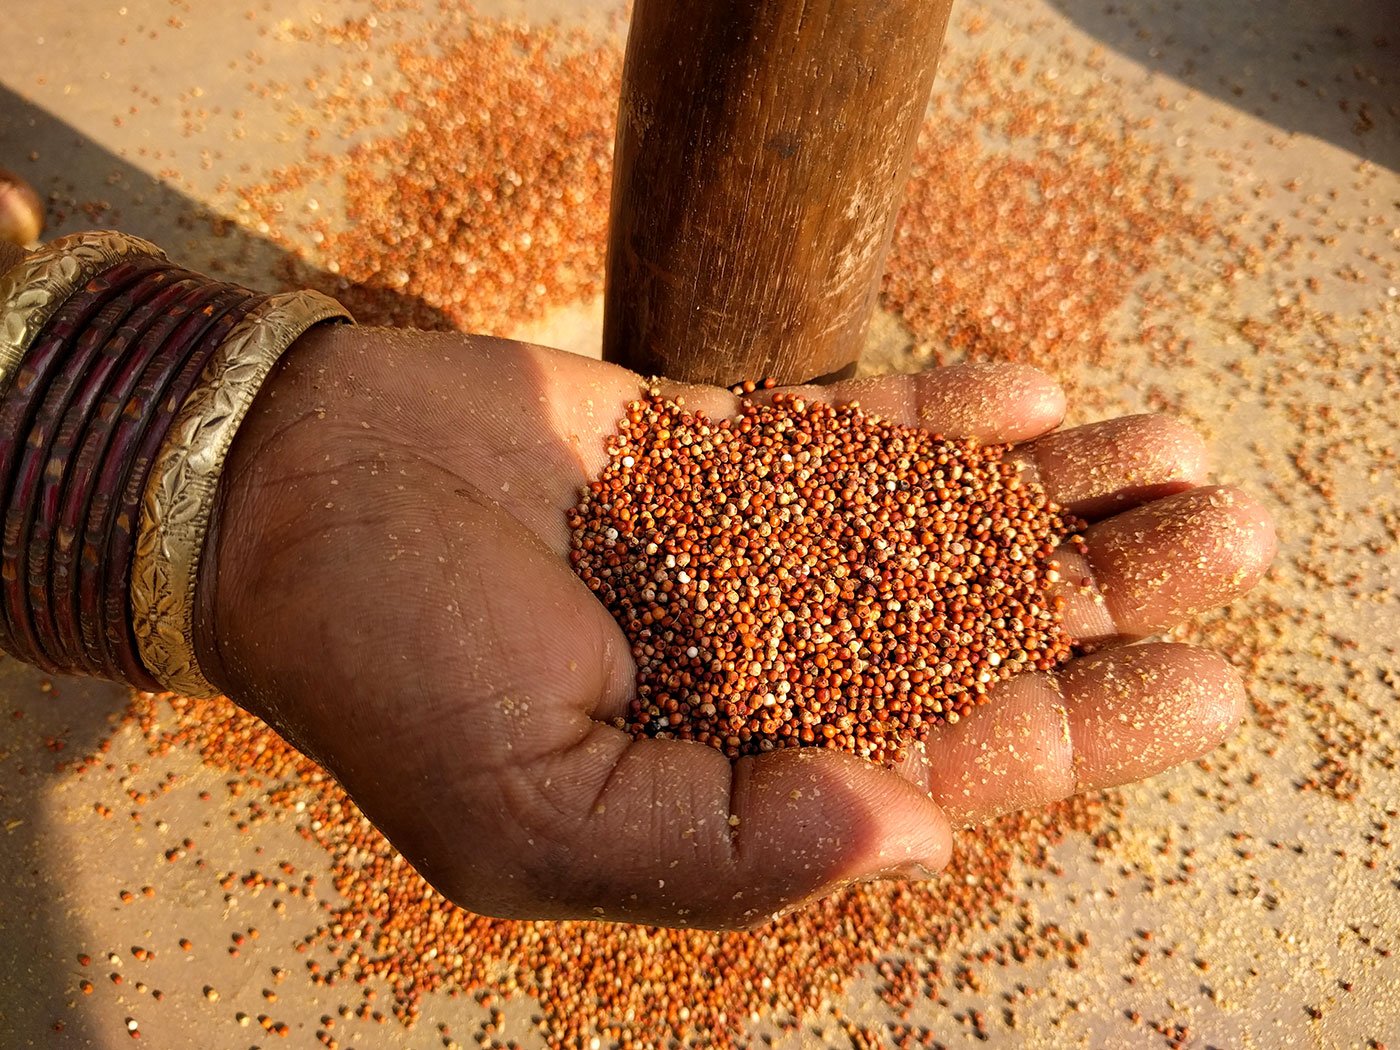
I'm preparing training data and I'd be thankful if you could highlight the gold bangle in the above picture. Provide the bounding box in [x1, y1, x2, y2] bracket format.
[0, 230, 166, 392]
[131, 290, 353, 697]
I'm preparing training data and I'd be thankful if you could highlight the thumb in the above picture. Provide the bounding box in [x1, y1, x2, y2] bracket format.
[482, 729, 951, 929]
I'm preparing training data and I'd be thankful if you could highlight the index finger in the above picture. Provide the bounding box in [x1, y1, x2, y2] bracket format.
[769, 362, 1067, 443]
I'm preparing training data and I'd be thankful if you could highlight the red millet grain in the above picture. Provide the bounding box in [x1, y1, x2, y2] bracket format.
[95, 686, 1107, 1046]
[569, 391, 1081, 764]
[236, 20, 620, 336]
[882, 52, 1212, 376]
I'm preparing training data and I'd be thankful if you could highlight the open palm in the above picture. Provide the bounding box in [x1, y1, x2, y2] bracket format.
[197, 324, 1274, 929]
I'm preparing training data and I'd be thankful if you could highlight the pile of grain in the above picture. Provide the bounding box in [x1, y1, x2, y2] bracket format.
[569, 390, 1079, 764]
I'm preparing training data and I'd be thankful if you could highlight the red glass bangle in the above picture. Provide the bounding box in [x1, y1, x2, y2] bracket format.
[86, 286, 262, 683]
[43, 274, 212, 672]
[0, 258, 168, 667]
[0, 235, 346, 692]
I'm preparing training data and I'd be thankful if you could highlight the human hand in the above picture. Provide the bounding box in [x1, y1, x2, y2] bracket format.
[196, 325, 1274, 929]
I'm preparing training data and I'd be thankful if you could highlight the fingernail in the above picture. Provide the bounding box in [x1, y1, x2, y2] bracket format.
[859, 860, 941, 884]
[889, 861, 940, 881]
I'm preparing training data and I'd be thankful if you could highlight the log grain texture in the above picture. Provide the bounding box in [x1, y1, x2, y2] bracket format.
[604, 0, 954, 386]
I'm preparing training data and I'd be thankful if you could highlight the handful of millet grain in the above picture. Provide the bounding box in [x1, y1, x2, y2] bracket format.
[568, 388, 1083, 766]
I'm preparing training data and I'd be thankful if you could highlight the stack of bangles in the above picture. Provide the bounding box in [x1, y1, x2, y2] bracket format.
[0, 231, 353, 697]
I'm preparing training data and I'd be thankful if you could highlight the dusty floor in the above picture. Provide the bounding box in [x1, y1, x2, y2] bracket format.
[1, 0, 1397, 1047]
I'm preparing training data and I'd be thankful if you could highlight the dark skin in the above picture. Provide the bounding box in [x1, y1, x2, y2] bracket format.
[0, 242, 1276, 929]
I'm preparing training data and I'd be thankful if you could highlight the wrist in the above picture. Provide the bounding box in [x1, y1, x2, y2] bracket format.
[191, 321, 352, 705]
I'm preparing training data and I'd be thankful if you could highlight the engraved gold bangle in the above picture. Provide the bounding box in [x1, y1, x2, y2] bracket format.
[131, 290, 353, 697]
[0, 231, 166, 392]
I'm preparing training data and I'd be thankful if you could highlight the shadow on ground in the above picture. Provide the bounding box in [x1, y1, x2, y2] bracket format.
[1048, 0, 1398, 169]
[0, 661, 127, 1047]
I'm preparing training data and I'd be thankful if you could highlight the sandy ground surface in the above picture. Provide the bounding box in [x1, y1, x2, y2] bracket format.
[1, 0, 1397, 1047]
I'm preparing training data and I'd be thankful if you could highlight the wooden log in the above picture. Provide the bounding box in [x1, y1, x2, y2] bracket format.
[603, 0, 953, 387]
